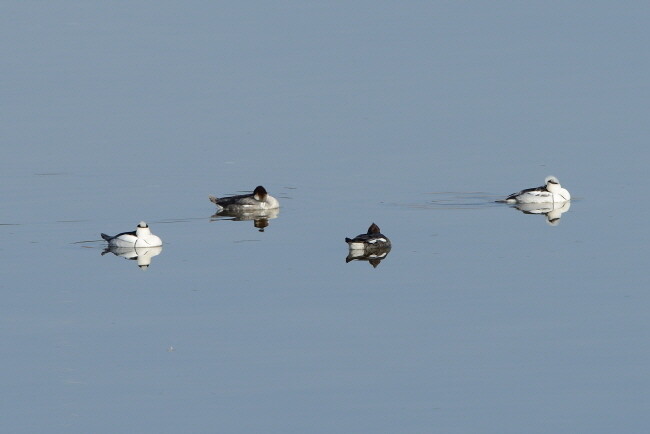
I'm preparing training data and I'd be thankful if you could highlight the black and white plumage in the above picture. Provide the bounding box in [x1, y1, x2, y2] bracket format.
[209, 185, 280, 212]
[345, 223, 391, 250]
[499, 176, 571, 204]
[101, 221, 162, 248]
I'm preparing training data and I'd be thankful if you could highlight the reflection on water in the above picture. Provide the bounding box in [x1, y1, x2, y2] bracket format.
[211, 208, 280, 232]
[101, 245, 164, 269]
[345, 247, 391, 268]
[406, 192, 502, 210]
[511, 201, 572, 226]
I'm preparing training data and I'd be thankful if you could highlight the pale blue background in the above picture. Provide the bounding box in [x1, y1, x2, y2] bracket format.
[1, 2, 649, 433]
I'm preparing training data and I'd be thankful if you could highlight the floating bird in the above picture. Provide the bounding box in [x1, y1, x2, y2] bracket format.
[499, 176, 571, 204]
[209, 185, 279, 212]
[345, 223, 391, 250]
[101, 221, 162, 248]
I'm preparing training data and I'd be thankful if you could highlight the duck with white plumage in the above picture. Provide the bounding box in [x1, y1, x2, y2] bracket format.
[101, 221, 162, 248]
[499, 176, 571, 204]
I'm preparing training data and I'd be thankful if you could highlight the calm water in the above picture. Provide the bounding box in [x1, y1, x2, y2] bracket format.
[2, 2, 650, 433]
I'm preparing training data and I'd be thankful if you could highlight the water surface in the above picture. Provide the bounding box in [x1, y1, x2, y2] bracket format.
[2, 2, 650, 433]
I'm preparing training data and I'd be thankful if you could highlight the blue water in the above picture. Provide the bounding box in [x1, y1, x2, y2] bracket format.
[2, 2, 650, 433]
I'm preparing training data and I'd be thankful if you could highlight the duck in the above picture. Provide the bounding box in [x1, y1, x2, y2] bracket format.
[101, 221, 162, 248]
[345, 223, 391, 250]
[209, 185, 279, 212]
[499, 176, 571, 204]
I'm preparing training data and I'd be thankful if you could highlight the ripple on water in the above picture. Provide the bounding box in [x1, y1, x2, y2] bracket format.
[397, 192, 504, 210]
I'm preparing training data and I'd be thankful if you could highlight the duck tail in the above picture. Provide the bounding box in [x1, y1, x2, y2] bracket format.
[101, 233, 112, 241]
[208, 195, 219, 205]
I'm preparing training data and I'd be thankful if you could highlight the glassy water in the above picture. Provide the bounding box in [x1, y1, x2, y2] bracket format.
[2, 2, 650, 433]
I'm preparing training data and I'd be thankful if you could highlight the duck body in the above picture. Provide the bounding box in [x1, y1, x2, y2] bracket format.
[101, 221, 162, 248]
[345, 223, 391, 251]
[501, 176, 571, 204]
[209, 185, 279, 212]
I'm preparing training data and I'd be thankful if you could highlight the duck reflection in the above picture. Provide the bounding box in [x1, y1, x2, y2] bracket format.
[345, 248, 391, 268]
[211, 208, 279, 232]
[101, 245, 163, 270]
[511, 201, 571, 226]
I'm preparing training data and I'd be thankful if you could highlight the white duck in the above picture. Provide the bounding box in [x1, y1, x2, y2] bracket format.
[501, 176, 571, 204]
[101, 221, 162, 248]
